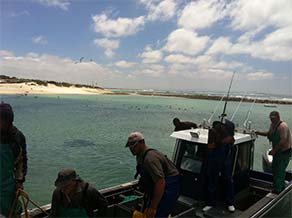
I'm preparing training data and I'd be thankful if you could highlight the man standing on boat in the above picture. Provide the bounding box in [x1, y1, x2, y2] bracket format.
[50, 169, 108, 217]
[173, 117, 197, 131]
[0, 102, 27, 217]
[256, 111, 292, 194]
[203, 120, 235, 213]
[126, 132, 180, 218]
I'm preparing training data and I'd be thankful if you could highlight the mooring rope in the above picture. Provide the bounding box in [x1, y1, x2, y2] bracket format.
[9, 189, 49, 218]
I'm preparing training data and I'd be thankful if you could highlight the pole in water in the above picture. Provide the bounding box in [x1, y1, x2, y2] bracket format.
[220, 71, 235, 122]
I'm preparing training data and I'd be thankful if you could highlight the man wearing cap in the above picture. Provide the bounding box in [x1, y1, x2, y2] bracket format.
[50, 168, 108, 217]
[256, 111, 292, 193]
[126, 132, 180, 218]
[0, 102, 27, 217]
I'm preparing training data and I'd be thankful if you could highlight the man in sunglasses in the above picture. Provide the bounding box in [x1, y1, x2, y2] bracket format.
[126, 132, 180, 218]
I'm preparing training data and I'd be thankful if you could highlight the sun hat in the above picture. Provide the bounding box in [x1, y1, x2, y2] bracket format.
[54, 169, 81, 187]
[125, 132, 144, 147]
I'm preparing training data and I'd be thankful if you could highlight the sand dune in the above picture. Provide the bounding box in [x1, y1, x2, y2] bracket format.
[0, 82, 113, 95]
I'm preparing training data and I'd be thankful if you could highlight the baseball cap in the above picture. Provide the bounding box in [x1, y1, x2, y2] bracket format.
[269, 111, 279, 118]
[125, 132, 144, 147]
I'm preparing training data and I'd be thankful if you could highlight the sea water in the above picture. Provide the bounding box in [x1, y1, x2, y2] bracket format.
[1, 94, 292, 206]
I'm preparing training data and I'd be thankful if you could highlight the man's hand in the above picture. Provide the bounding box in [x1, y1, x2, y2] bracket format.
[146, 207, 156, 218]
[16, 180, 24, 190]
[269, 148, 277, 156]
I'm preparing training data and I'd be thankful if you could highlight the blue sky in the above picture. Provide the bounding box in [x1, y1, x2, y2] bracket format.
[1, 0, 291, 95]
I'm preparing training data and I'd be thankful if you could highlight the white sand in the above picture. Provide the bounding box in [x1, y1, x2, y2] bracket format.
[0, 82, 113, 95]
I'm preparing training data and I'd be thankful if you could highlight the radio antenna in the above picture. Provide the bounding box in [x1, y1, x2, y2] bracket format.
[220, 71, 235, 122]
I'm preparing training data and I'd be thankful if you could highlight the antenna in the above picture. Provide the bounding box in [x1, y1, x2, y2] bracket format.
[220, 71, 235, 122]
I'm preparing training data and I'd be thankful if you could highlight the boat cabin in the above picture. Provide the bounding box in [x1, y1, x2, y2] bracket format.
[171, 128, 256, 202]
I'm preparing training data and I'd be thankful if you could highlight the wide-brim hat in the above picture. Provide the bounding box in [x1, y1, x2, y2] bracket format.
[54, 168, 81, 187]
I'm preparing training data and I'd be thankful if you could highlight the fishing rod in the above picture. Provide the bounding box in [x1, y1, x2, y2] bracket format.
[207, 94, 225, 124]
[220, 71, 236, 122]
[230, 93, 246, 121]
[243, 97, 257, 128]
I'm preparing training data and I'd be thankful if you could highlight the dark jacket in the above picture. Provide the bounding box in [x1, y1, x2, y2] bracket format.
[50, 181, 108, 217]
[10, 126, 27, 182]
[174, 121, 197, 131]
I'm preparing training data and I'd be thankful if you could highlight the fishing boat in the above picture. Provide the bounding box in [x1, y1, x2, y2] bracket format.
[264, 104, 277, 108]
[24, 126, 292, 218]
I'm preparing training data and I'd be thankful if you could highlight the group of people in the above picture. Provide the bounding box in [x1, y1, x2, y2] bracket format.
[1, 102, 291, 218]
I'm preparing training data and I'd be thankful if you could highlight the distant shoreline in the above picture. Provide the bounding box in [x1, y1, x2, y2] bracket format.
[0, 81, 291, 105]
[106, 92, 292, 105]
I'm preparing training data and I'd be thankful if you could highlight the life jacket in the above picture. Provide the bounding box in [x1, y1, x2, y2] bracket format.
[135, 149, 155, 194]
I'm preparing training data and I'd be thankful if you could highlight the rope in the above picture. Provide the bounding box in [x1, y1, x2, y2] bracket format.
[9, 189, 49, 218]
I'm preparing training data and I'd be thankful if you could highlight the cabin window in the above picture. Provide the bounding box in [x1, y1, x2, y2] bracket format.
[179, 140, 206, 174]
[234, 142, 253, 174]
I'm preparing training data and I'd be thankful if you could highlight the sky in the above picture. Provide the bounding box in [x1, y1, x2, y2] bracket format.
[1, 0, 291, 95]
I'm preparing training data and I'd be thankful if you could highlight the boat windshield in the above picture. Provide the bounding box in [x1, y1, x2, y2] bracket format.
[179, 140, 206, 174]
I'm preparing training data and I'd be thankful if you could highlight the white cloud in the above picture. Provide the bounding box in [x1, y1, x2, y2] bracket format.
[92, 13, 145, 37]
[206, 27, 292, 61]
[32, 36, 48, 45]
[139, 46, 163, 63]
[0, 51, 116, 85]
[141, 0, 177, 21]
[229, 0, 292, 31]
[33, 0, 70, 10]
[133, 64, 165, 77]
[115, 60, 135, 68]
[206, 37, 232, 55]
[178, 0, 225, 30]
[164, 54, 193, 64]
[0, 50, 14, 58]
[251, 27, 292, 61]
[93, 38, 120, 57]
[246, 72, 274, 80]
[164, 28, 209, 55]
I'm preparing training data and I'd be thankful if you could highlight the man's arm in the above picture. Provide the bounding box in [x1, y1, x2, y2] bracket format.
[14, 129, 28, 189]
[147, 178, 165, 218]
[87, 186, 108, 216]
[255, 130, 269, 137]
[50, 189, 60, 217]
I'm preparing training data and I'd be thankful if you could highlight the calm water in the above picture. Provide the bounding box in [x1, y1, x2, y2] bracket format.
[1, 94, 292, 206]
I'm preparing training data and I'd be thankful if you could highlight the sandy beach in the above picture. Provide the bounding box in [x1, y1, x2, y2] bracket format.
[0, 82, 113, 95]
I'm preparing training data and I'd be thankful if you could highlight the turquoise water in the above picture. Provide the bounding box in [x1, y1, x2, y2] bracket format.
[1, 94, 292, 206]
